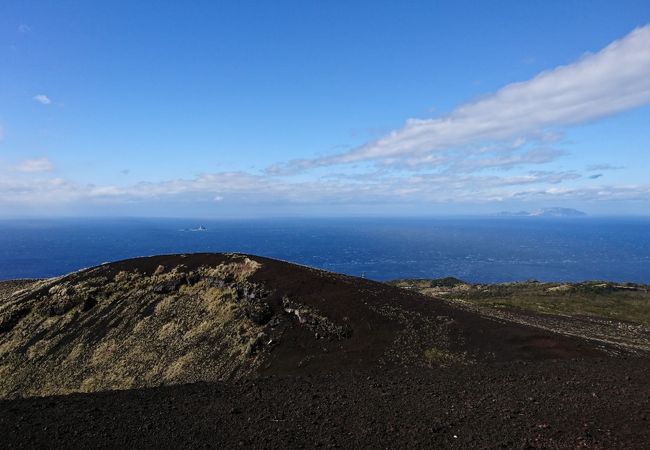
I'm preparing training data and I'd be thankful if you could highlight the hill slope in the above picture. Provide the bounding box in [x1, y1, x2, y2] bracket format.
[1, 254, 649, 448]
[390, 278, 650, 351]
[0, 253, 609, 398]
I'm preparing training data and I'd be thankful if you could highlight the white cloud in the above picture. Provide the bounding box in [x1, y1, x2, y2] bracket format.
[14, 157, 54, 173]
[509, 184, 650, 202]
[33, 94, 51, 105]
[1, 168, 649, 214]
[274, 24, 650, 173]
[3, 25, 649, 214]
[586, 163, 624, 171]
[18, 24, 31, 33]
[0, 169, 594, 205]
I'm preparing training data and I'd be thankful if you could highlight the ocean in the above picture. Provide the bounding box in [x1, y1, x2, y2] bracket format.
[0, 217, 649, 283]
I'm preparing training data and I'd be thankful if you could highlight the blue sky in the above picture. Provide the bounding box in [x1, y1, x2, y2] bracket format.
[1, 0, 649, 217]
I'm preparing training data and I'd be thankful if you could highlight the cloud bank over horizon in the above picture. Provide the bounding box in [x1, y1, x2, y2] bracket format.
[2, 23, 650, 216]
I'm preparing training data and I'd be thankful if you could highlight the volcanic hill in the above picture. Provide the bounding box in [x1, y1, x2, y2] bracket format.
[1, 253, 649, 448]
[0, 253, 612, 398]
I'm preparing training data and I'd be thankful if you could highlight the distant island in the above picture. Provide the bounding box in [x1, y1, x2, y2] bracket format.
[497, 207, 587, 217]
[179, 225, 209, 232]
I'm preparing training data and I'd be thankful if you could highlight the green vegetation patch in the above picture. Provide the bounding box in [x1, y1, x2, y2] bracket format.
[391, 279, 650, 325]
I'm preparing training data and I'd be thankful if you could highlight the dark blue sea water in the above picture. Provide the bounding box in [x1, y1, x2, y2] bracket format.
[1, 217, 649, 283]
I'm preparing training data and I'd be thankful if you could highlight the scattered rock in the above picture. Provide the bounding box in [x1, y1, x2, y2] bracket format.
[153, 278, 186, 294]
[0, 306, 31, 333]
[185, 272, 201, 286]
[81, 296, 97, 312]
[245, 303, 273, 325]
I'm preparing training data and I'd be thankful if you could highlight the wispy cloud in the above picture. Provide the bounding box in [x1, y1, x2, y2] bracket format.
[4, 25, 649, 215]
[0, 169, 586, 205]
[18, 24, 31, 33]
[586, 163, 624, 171]
[443, 147, 564, 173]
[510, 184, 650, 203]
[2, 167, 649, 212]
[33, 94, 51, 105]
[272, 24, 650, 174]
[13, 157, 54, 173]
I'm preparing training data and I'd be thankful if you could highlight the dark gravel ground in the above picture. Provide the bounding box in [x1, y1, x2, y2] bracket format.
[2, 357, 648, 449]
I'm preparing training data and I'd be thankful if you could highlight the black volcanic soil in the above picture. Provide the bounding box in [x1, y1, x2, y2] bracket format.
[1, 253, 648, 448]
[2, 358, 649, 449]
